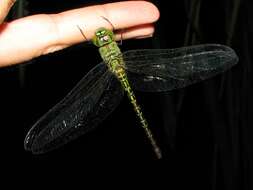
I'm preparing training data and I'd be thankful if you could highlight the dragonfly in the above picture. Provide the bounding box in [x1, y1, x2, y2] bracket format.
[24, 25, 238, 159]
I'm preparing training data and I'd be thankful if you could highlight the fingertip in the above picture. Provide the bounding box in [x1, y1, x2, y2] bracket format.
[141, 1, 160, 22]
[101, 1, 160, 28]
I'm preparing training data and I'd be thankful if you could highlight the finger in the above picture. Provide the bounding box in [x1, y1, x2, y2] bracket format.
[0, 0, 16, 24]
[0, 1, 159, 67]
[70, 1, 159, 40]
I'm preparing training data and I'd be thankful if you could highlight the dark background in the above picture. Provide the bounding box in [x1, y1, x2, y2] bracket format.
[1, 0, 252, 189]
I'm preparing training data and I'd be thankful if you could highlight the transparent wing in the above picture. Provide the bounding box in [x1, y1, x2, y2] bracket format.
[123, 44, 238, 92]
[24, 63, 123, 154]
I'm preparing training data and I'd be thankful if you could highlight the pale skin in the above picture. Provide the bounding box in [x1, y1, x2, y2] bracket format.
[0, 0, 160, 67]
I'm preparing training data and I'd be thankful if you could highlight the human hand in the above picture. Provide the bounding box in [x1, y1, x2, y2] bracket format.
[0, 1, 159, 67]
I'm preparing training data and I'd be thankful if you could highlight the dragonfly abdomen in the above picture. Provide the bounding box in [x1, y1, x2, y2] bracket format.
[116, 70, 162, 159]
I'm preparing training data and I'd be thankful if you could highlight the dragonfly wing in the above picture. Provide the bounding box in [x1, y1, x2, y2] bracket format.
[24, 63, 123, 154]
[123, 44, 238, 92]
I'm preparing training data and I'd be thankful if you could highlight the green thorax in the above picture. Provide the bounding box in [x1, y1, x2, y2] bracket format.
[92, 27, 124, 73]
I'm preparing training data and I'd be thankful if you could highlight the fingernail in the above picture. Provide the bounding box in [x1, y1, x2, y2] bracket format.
[135, 34, 153, 39]
[9, 0, 17, 6]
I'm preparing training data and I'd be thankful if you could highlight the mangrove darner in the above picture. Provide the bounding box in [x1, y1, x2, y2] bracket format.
[24, 27, 238, 159]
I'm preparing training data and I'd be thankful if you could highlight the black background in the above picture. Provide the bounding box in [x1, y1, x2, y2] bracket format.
[1, 0, 252, 189]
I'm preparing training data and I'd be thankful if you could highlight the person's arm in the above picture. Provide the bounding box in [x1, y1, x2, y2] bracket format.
[0, 1, 159, 67]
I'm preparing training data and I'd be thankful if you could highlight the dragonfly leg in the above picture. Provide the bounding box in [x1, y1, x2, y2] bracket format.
[76, 25, 88, 41]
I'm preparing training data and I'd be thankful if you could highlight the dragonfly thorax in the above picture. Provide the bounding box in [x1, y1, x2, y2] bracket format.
[97, 37, 125, 74]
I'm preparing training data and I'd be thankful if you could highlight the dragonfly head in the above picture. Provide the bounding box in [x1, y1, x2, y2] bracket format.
[92, 27, 115, 47]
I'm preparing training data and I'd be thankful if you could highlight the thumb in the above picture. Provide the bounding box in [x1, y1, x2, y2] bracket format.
[0, 0, 16, 24]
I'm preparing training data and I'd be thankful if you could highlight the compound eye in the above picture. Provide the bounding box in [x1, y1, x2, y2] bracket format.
[96, 31, 101, 36]
[103, 35, 109, 41]
[100, 35, 109, 42]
